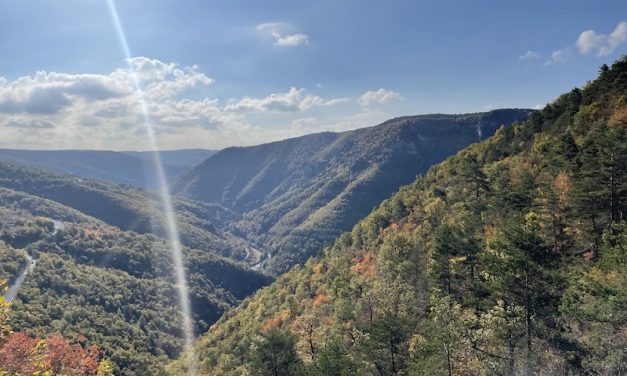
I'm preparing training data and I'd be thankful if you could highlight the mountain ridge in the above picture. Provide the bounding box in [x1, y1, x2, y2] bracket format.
[0, 148, 215, 189]
[173, 108, 532, 274]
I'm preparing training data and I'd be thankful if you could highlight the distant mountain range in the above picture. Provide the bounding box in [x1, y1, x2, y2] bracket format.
[0, 148, 216, 189]
[173, 109, 531, 274]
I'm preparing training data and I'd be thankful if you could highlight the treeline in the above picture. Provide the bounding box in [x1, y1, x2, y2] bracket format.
[178, 58, 627, 375]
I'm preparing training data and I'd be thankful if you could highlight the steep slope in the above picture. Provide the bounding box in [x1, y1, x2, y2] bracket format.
[177, 59, 627, 375]
[0, 149, 195, 188]
[173, 109, 531, 274]
[0, 187, 272, 374]
[0, 161, 257, 262]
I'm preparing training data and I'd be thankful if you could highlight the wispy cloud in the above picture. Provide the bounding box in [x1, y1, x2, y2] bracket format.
[576, 21, 627, 56]
[359, 88, 402, 106]
[545, 49, 568, 65]
[518, 50, 540, 60]
[256, 23, 310, 47]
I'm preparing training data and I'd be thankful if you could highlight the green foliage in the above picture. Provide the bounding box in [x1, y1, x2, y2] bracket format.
[184, 58, 627, 375]
[173, 110, 530, 274]
[252, 329, 303, 376]
[304, 339, 357, 376]
[0, 190, 271, 375]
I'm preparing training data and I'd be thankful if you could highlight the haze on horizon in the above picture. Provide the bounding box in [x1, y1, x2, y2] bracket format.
[0, 0, 626, 151]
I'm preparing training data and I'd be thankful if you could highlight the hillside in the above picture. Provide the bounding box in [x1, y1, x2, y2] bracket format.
[173, 109, 531, 274]
[0, 161, 259, 262]
[0, 149, 214, 189]
[0, 187, 272, 374]
[176, 59, 627, 375]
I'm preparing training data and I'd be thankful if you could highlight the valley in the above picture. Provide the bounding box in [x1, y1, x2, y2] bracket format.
[0, 3, 625, 372]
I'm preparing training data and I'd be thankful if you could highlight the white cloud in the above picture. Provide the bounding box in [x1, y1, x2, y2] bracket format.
[359, 88, 403, 106]
[519, 50, 540, 60]
[0, 58, 383, 150]
[0, 57, 213, 117]
[532, 104, 544, 110]
[576, 21, 627, 56]
[0, 58, 229, 149]
[256, 22, 310, 47]
[274, 33, 309, 47]
[225, 87, 349, 113]
[545, 49, 568, 65]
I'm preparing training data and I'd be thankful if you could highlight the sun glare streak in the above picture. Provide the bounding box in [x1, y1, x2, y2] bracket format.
[106, 0, 197, 373]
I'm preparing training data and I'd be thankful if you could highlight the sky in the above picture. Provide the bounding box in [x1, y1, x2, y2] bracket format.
[0, 0, 626, 151]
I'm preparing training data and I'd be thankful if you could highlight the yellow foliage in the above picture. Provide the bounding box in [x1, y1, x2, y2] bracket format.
[608, 106, 627, 126]
[423, 196, 445, 217]
[587, 267, 620, 286]
[312, 262, 324, 276]
[449, 256, 467, 265]
[552, 171, 573, 206]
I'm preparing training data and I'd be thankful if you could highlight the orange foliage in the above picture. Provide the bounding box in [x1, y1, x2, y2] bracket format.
[351, 252, 376, 278]
[261, 310, 290, 333]
[312, 294, 328, 307]
[0, 331, 100, 375]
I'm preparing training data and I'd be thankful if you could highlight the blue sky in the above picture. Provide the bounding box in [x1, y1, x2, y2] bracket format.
[0, 0, 626, 150]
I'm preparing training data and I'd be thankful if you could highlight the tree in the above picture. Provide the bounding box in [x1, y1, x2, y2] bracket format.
[458, 153, 489, 202]
[252, 328, 303, 376]
[431, 224, 459, 295]
[482, 214, 560, 375]
[362, 312, 411, 375]
[306, 339, 357, 376]
[427, 294, 464, 376]
[560, 222, 627, 374]
[574, 125, 627, 239]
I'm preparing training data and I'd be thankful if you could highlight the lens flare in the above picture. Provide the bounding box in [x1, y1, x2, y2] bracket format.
[106, 0, 196, 373]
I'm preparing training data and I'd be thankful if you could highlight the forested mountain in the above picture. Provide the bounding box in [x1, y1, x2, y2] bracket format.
[0, 161, 259, 262]
[173, 109, 530, 274]
[0, 186, 271, 374]
[174, 59, 627, 375]
[0, 149, 214, 189]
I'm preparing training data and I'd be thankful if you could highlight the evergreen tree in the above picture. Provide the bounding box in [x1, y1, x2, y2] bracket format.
[482, 214, 560, 374]
[252, 329, 303, 376]
[362, 312, 411, 376]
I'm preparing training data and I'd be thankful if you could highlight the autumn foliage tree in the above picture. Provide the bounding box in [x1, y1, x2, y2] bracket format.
[0, 280, 111, 375]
